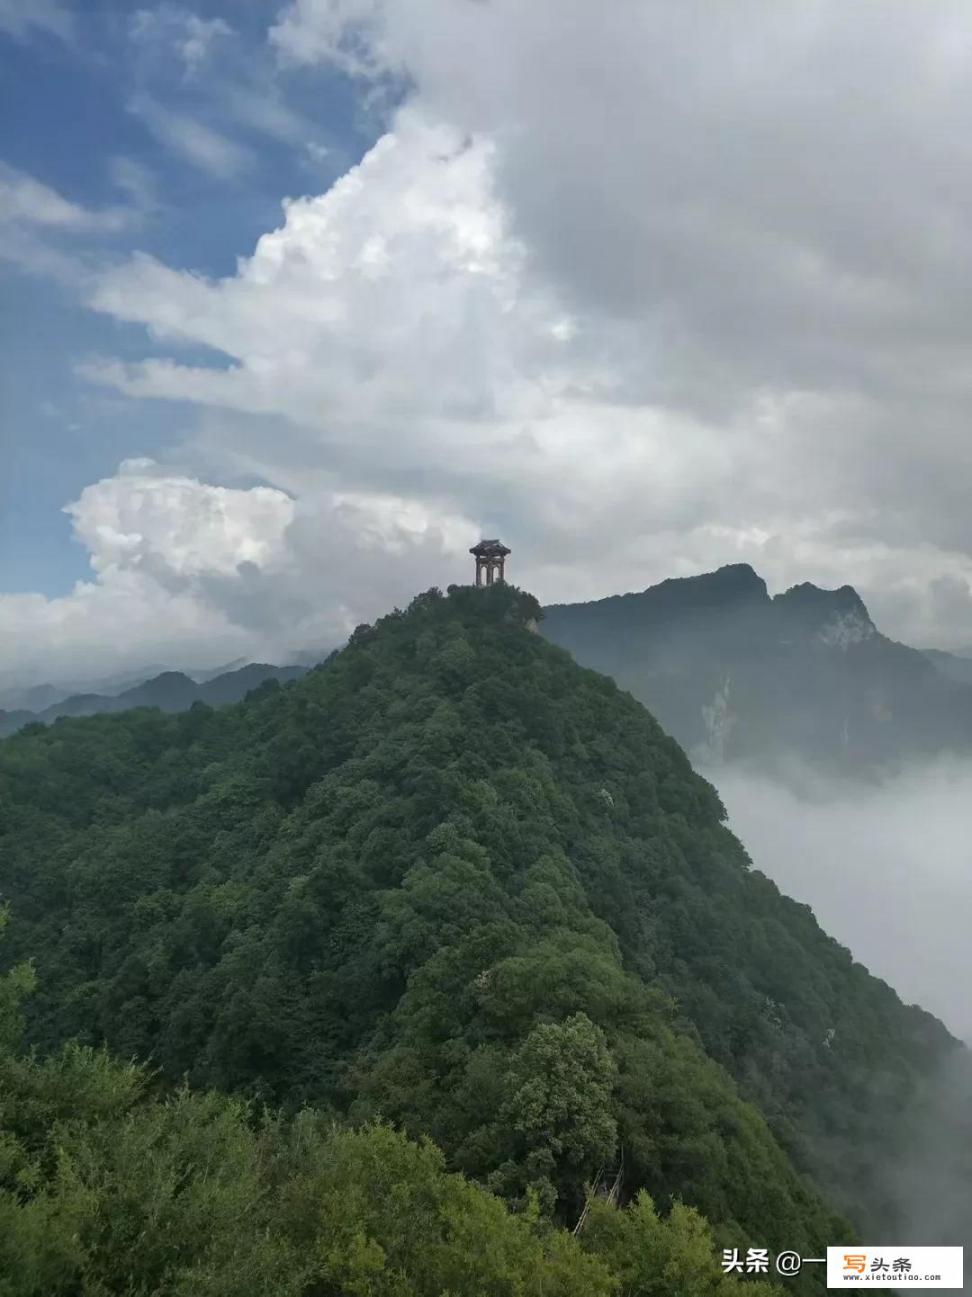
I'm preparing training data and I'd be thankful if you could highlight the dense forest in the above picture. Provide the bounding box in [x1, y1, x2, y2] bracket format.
[0, 914, 789, 1295]
[0, 584, 964, 1292]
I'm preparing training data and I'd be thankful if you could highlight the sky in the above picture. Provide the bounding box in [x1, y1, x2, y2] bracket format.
[5, 0, 972, 687]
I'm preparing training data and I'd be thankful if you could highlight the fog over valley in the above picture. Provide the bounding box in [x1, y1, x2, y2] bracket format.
[716, 760, 972, 1044]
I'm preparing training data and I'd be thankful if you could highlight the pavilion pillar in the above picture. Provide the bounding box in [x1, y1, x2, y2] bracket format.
[469, 538, 511, 588]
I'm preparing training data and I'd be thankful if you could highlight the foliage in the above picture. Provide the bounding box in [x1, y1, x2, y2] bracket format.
[0, 582, 957, 1258]
[0, 925, 783, 1296]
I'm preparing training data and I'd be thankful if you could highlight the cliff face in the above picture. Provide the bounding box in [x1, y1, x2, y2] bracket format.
[542, 565, 972, 776]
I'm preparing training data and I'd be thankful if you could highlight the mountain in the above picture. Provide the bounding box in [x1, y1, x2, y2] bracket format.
[0, 657, 303, 714]
[542, 564, 972, 776]
[185, 655, 251, 683]
[0, 581, 965, 1278]
[0, 708, 35, 735]
[0, 682, 67, 712]
[924, 647, 972, 687]
[0, 662, 309, 738]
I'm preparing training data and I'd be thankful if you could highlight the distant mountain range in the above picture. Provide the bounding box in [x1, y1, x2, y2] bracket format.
[0, 662, 309, 738]
[5, 566, 971, 773]
[542, 563, 972, 777]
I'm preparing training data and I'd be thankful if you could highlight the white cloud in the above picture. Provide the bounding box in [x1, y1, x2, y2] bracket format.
[66, 460, 296, 579]
[9, 0, 972, 680]
[130, 5, 232, 76]
[0, 463, 295, 688]
[0, 164, 127, 232]
[84, 70, 972, 647]
[0, 0, 73, 42]
[0, 460, 477, 689]
[129, 97, 252, 179]
[0, 163, 146, 286]
[124, 2, 321, 174]
[270, 0, 390, 77]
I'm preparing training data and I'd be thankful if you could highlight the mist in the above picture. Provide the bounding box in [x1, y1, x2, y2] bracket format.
[713, 759, 972, 1044]
[715, 759, 972, 1263]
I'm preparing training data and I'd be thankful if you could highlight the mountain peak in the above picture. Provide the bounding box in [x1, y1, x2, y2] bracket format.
[773, 581, 875, 646]
[638, 562, 769, 606]
[675, 562, 769, 601]
[538, 565, 972, 775]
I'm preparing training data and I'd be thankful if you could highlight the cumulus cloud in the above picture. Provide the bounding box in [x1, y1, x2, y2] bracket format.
[63, 0, 972, 655]
[270, 0, 391, 78]
[0, 460, 477, 689]
[10, 0, 972, 678]
[65, 461, 295, 581]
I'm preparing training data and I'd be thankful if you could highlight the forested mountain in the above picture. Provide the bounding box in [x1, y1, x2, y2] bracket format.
[0, 662, 307, 738]
[542, 565, 972, 776]
[0, 584, 965, 1291]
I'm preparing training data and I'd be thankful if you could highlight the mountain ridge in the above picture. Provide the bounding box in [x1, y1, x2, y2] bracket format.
[0, 661, 309, 738]
[542, 565, 972, 775]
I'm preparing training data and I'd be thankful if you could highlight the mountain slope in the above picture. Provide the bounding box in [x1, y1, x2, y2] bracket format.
[542, 564, 972, 775]
[924, 647, 972, 687]
[0, 663, 308, 737]
[0, 935, 787, 1297]
[0, 584, 961, 1256]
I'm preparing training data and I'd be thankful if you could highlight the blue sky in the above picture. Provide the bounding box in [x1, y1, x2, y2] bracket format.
[4, 0, 972, 690]
[0, 0, 378, 596]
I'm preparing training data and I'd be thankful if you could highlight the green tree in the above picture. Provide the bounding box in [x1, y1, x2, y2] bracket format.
[583, 1192, 784, 1297]
[500, 1012, 618, 1212]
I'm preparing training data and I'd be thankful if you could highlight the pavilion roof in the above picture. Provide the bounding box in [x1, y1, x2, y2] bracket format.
[469, 538, 511, 556]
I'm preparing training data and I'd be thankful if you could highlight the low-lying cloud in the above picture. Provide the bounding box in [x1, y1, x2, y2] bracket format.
[715, 760, 972, 1043]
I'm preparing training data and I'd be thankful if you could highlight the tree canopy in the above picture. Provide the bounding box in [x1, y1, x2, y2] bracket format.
[0, 582, 962, 1289]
